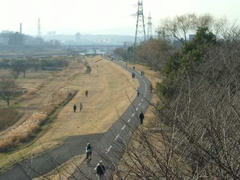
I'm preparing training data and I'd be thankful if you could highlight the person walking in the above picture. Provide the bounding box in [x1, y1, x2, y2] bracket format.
[73, 104, 77, 112]
[95, 160, 106, 180]
[85, 90, 88, 97]
[137, 89, 140, 97]
[132, 72, 135, 78]
[150, 84, 153, 93]
[139, 111, 144, 125]
[86, 143, 92, 160]
[79, 102, 83, 112]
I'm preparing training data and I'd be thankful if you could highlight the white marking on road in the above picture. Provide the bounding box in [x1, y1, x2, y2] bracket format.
[114, 134, 120, 141]
[141, 99, 144, 102]
[136, 107, 139, 111]
[121, 125, 126, 130]
[128, 119, 131, 122]
[106, 146, 112, 153]
[131, 113, 135, 117]
[139, 103, 142, 106]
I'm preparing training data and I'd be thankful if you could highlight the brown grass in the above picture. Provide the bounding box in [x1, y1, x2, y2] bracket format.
[0, 87, 75, 152]
[0, 56, 139, 170]
[0, 108, 21, 131]
[39, 57, 139, 143]
[0, 58, 86, 152]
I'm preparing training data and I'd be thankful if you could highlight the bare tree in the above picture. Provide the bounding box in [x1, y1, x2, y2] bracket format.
[158, 14, 228, 43]
[10, 60, 28, 78]
[158, 14, 197, 44]
[0, 77, 19, 106]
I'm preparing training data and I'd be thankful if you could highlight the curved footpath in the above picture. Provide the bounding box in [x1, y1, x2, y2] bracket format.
[0, 60, 152, 180]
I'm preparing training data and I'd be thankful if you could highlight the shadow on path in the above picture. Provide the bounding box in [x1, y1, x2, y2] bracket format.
[0, 133, 104, 180]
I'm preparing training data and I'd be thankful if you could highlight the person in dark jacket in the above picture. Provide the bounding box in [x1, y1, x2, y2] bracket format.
[95, 160, 106, 180]
[132, 72, 135, 78]
[73, 104, 77, 112]
[85, 90, 88, 97]
[150, 84, 153, 93]
[139, 111, 144, 125]
[86, 143, 92, 160]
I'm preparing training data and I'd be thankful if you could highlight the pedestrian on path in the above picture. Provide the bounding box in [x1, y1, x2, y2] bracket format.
[79, 102, 83, 112]
[137, 89, 140, 97]
[73, 104, 77, 112]
[95, 160, 106, 180]
[150, 84, 153, 93]
[132, 72, 135, 78]
[86, 143, 92, 160]
[139, 111, 144, 125]
[85, 90, 88, 97]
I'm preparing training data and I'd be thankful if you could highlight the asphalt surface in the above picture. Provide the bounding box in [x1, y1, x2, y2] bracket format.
[0, 60, 152, 180]
[69, 61, 152, 180]
[0, 134, 103, 180]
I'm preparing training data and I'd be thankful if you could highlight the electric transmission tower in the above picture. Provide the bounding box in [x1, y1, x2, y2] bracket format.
[133, 0, 146, 63]
[38, 18, 41, 37]
[134, 0, 146, 47]
[147, 13, 153, 40]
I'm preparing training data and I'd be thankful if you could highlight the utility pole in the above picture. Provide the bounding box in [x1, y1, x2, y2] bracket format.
[147, 13, 153, 40]
[38, 18, 41, 37]
[134, 0, 146, 63]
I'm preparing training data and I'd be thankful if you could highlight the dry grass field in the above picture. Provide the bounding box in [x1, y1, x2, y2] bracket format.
[0, 108, 21, 131]
[0, 56, 139, 171]
[39, 58, 138, 142]
[0, 58, 82, 152]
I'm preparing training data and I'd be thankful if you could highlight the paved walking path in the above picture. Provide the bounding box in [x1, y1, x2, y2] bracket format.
[69, 61, 152, 179]
[0, 60, 152, 180]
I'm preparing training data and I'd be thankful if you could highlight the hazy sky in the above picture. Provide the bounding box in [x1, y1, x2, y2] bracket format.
[0, 0, 239, 36]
